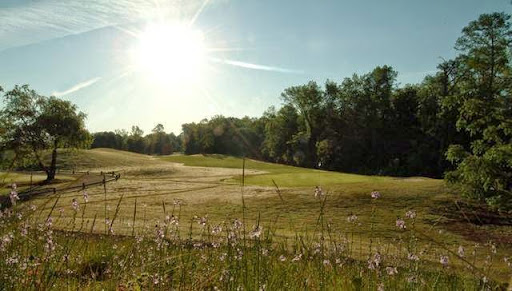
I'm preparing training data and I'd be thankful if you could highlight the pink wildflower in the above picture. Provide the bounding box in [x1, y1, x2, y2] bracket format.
[72, 198, 80, 211]
[371, 191, 381, 199]
[386, 266, 398, 275]
[249, 225, 262, 239]
[440, 255, 449, 266]
[396, 218, 406, 229]
[82, 191, 89, 203]
[405, 210, 416, 219]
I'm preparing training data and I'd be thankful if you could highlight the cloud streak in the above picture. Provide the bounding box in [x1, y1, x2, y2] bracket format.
[0, 0, 223, 51]
[210, 57, 304, 74]
[52, 77, 101, 97]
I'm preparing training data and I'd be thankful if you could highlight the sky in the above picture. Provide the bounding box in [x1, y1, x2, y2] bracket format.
[0, 0, 511, 135]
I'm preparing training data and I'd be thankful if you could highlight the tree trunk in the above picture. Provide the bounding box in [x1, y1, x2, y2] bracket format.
[46, 142, 58, 181]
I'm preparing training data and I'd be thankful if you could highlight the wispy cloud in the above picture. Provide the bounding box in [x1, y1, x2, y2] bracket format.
[52, 77, 101, 97]
[0, 0, 226, 51]
[210, 57, 304, 74]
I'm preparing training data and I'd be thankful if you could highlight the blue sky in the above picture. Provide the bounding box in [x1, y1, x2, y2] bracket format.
[0, 0, 510, 134]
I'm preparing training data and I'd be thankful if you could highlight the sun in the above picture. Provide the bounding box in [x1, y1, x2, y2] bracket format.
[132, 22, 207, 84]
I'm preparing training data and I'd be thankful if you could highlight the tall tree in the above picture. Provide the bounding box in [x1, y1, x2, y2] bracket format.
[446, 12, 512, 208]
[281, 81, 325, 167]
[0, 85, 91, 181]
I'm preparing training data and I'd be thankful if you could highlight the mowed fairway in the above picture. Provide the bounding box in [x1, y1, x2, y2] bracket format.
[13, 148, 512, 280]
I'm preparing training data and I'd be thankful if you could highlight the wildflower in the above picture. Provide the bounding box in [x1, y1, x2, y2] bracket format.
[6, 256, 19, 265]
[82, 191, 89, 203]
[9, 187, 20, 206]
[405, 210, 416, 219]
[170, 215, 179, 226]
[29, 204, 37, 211]
[440, 255, 449, 266]
[457, 246, 465, 257]
[155, 226, 164, 239]
[323, 259, 331, 266]
[368, 252, 381, 270]
[249, 225, 262, 239]
[373, 252, 382, 267]
[279, 255, 286, 262]
[261, 248, 269, 256]
[347, 214, 358, 223]
[407, 253, 419, 261]
[71, 198, 80, 211]
[396, 218, 406, 229]
[371, 191, 381, 199]
[233, 218, 243, 230]
[198, 216, 207, 227]
[314, 186, 325, 198]
[173, 199, 182, 206]
[219, 253, 227, 261]
[46, 217, 53, 228]
[407, 276, 417, 283]
[11, 183, 17, 190]
[377, 283, 384, 291]
[292, 254, 302, 262]
[212, 225, 222, 235]
[20, 224, 29, 236]
[490, 243, 497, 254]
[386, 266, 398, 275]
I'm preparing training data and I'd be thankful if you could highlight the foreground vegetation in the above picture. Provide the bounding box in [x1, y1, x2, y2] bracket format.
[0, 149, 510, 289]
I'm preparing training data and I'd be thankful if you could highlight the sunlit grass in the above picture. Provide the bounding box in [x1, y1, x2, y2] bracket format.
[160, 154, 416, 187]
[1, 149, 510, 289]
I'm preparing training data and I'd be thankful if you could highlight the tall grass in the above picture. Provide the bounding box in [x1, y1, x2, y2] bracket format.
[0, 181, 510, 290]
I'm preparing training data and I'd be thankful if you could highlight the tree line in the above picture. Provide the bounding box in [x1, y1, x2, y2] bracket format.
[91, 124, 182, 155]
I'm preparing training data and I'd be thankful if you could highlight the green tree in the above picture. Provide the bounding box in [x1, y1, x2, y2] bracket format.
[446, 12, 512, 208]
[281, 81, 324, 167]
[0, 85, 91, 181]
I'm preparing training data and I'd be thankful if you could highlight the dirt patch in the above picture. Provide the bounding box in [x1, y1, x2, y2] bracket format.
[432, 200, 512, 244]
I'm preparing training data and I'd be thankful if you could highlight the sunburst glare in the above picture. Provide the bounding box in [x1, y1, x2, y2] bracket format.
[131, 22, 207, 85]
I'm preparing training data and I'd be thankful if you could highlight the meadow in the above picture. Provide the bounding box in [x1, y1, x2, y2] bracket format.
[0, 148, 510, 290]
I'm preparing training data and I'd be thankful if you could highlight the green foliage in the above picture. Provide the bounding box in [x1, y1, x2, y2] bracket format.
[0, 85, 90, 180]
[445, 12, 512, 209]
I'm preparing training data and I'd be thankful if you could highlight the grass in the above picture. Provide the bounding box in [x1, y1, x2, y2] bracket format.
[0, 148, 510, 289]
[161, 154, 417, 187]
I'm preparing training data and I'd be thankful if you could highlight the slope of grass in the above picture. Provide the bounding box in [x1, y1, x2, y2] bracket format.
[49, 148, 160, 170]
[161, 154, 423, 187]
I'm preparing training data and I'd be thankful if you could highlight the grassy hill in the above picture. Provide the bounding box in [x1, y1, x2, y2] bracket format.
[50, 148, 162, 170]
[160, 154, 434, 187]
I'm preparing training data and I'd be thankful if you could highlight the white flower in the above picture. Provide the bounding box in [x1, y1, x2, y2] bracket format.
[440, 255, 449, 266]
[314, 186, 325, 198]
[371, 191, 381, 199]
[386, 266, 398, 275]
[347, 214, 358, 223]
[407, 253, 419, 261]
[249, 225, 262, 239]
[396, 218, 406, 229]
[457, 246, 465, 257]
[71, 198, 80, 211]
[405, 210, 416, 219]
